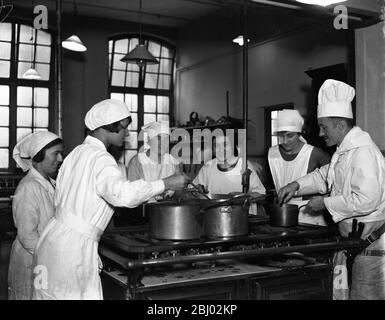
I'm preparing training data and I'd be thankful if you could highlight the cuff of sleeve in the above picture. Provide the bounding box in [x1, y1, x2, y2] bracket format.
[151, 180, 165, 195]
[324, 196, 345, 223]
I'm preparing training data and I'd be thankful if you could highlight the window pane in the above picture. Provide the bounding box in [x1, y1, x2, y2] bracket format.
[115, 39, 129, 54]
[0, 42, 11, 59]
[157, 96, 169, 113]
[271, 111, 278, 119]
[0, 107, 9, 126]
[17, 128, 32, 142]
[113, 54, 127, 70]
[110, 92, 124, 101]
[126, 131, 138, 149]
[271, 119, 277, 134]
[109, 40, 113, 53]
[124, 150, 137, 165]
[271, 136, 278, 146]
[0, 85, 9, 105]
[157, 114, 169, 124]
[36, 45, 51, 63]
[17, 107, 32, 126]
[18, 62, 31, 78]
[144, 95, 156, 113]
[129, 112, 138, 130]
[34, 87, 49, 107]
[146, 63, 159, 73]
[35, 63, 50, 80]
[160, 58, 172, 74]
[19, 25, 34, 43]
[0, 128, 9, 147]
[0, 23, 12, 41]
[17, 86, 33, 106]
[128, 38, 139, 52]
[0, 149, 8, 168]
[36, 30, 51, 45]
[148, 41, 161, 57]
[0, 61, 10, 78]
[125, 72, 139, 87]
[111, 70, 125, 86]
[34, 108, 49, 127]
[125, 94, 137, 112]
[34, 128, 48, 132]
[144, 113, 156, 125]
[19, 44, 34, 61]
[158, 75, 171, 90]
[161, 46, 173, 58]
[144, 73, 158, 89]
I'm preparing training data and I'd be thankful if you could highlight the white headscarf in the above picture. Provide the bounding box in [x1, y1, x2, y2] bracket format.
[85, 99, 131, 131]
[317, 79, 355, 119]
[142, 121, 170, 140]
[13, 131, 61, 172]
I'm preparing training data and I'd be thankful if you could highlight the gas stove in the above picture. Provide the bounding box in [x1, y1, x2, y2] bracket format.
[99, 217, 366, 271]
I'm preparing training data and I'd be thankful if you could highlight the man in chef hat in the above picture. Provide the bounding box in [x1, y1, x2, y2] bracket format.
[268, 109, 330, 226]
[33, 99, 189, 300]
[278, 79, 385, 300]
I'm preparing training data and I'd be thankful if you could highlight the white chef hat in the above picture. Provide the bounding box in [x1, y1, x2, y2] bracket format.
[142, 121, 170, 140]
[275, 109, 304, 133]
[317, 79, 355, 119]
[85, 99, 131, 131]
[13, 131, 61, 172]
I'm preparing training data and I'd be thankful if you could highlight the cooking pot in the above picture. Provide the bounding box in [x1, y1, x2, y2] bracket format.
[263, 203, 306, 227]
[201, 194, 258, 239]
[147, 200, 203, 240]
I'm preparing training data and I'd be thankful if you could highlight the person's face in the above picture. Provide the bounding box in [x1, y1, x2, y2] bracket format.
[215, 136, 234, 163]
[148, 133, 170, 157]
[277, 131, 301, 152]
[40, 143, 64, 179]
[318, 117, 342, 147]
[110, 117, 131, 148]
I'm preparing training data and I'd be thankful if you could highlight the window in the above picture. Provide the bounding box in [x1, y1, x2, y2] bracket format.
[108, 35, 175, 165]
[264, 103, 294, 150]
[0, 22, 54, 171]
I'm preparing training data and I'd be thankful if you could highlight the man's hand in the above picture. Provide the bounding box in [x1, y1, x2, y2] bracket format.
[163, 173, 191, 191]
[304, 196, 326, 214]
[277, 182, 299, 205]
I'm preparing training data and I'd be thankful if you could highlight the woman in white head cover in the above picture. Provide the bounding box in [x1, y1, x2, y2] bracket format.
[32, 99, 188, 300]
[267, 109, 331, 226]
[8, 131, 63, 300]
[127, 121, 180, 187]
[193, 133, 266, 214]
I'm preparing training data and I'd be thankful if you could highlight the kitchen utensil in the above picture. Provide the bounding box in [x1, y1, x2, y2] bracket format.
[147, 200, 203, 240]
[188, 182, 212, 200]
[263, 203, 307, 227]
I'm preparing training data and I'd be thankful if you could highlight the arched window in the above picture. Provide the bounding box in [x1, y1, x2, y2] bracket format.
[0, 22, 54, 171]
[108, 35, 176, 165]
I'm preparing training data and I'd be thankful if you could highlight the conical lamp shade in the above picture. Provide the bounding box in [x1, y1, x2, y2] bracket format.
[22, 68, 42, 80]
[121, 44, 159, 66]
[62, 35, 87, 52]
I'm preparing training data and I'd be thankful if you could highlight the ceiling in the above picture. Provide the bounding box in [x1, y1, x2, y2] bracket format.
[7, 0, 382, 29]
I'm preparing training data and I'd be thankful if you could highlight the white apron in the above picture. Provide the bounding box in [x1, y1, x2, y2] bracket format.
[268, 144, 326, 226]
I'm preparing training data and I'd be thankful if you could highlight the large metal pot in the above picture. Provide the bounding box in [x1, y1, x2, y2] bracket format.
[147, 200, 203, 240]
[263, 203, 305, 227]
[201, 195, 250, 239]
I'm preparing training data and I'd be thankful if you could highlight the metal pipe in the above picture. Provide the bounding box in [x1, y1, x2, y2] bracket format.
[241, 0, 249, 193]
[55, 0, 63, 137]
[124, 239, 366, 270]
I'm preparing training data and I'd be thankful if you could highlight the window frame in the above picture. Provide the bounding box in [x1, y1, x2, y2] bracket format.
[108, 34, 176, 164]
[0, 20, 56, 173]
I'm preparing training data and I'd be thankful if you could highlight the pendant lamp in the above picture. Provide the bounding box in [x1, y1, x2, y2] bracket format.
[121, 0, 158, 67]
[22, 6, 42, 81]
[62, 0, 87, 52]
